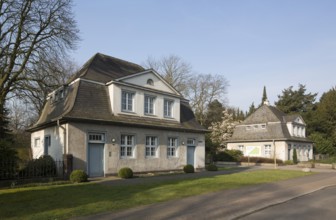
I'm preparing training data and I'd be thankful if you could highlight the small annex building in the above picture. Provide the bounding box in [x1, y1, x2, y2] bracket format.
[227, 102, 313, 162]
[28, 53, 207, 177]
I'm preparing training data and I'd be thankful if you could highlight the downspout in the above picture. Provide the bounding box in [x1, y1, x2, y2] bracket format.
[57, 120, 67, 155]
[273, 139, 277, 169]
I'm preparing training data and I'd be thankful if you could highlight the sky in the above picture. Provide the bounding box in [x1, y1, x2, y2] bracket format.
[71, 0, 336, 112]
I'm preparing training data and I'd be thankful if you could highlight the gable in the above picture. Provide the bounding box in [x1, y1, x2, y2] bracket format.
[294, 116, 304, 124]
[117, 70, 180, 95]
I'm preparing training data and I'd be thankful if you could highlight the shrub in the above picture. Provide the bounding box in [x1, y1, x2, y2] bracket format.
[240, 156, 283, 164]
[183, 164, 195, 173]
[118, 167, 133, 179]
[70, 170, 88, 183]
[293, 149, 298, 164]
[205, 164, 218, 171]
[284, 160, 294, 165]
[20, 155, 57, 177]
[214, 150, 243, 162]
[0, 141, 19, 179]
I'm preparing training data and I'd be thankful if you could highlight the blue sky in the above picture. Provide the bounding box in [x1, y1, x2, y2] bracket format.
[71, 0, 336, 112]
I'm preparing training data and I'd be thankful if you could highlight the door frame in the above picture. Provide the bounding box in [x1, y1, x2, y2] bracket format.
[87, 132, 106, 177]
[186, 138, 196, 166]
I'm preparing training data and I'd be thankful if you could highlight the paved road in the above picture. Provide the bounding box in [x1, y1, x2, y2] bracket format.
[74, 167, 336, 220]
[240, 186, 336, 220]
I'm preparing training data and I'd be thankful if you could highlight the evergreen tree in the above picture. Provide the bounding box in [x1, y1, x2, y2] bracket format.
[293, 148, 298, 164]
[275, 84, 317, 114]
[0, 105, 12, 141]
[261, 86, 268, 105]
[247, 102, 256, 117]
[308, 87, 336, 155]
[204, 99, 224, 128]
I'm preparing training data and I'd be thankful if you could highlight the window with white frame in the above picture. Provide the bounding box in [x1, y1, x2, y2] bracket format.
[122, 91, 134, 112]
[167, 137, 178, 157]
[34, 138, 40, 148]
[264, 145, 271, 157]
[120, 135, 135, 157]
[145, 136, 157, 157]
[238, 145, 244, 152]
[144, 95, 155, 115]
[164, 99, 174, 118]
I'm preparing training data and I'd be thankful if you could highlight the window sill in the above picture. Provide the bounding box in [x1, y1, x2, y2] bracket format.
[164, 116, 175, 120]
[144, 113, 157, 117]
[145, 156, 158, 159]
[121, 110, 136, 114]
[120, 156, 135, 159]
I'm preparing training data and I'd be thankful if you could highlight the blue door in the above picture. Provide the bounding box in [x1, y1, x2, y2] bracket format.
[89, 143, 104, 177]
[187, 146, 195, 166]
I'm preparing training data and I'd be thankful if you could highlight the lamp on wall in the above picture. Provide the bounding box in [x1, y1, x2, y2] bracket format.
[111, 138, 116, 144]
[182, 141, 185, 145]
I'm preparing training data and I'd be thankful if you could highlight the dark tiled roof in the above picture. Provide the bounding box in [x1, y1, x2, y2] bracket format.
[67, 53, 145, 83]
[28, 53, 206, 133]
[242, 105, 287, 124]
[228, 105, 312, 143]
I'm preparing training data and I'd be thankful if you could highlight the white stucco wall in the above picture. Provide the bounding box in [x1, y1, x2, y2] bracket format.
[227, 141, 313, 162]
[108, 83, 180, 121]
[121, 72, 175, 94]
[31, 125, 65, 160]
[67, 122, 205, 175]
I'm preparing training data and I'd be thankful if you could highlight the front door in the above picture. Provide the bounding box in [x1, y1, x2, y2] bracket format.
[187, 146, 195, 166]
[88, 143, 104, 177]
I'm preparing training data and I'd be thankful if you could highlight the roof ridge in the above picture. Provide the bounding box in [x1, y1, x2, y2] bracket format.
[96, 52, 145, 71]
[66, 54, 98, 83]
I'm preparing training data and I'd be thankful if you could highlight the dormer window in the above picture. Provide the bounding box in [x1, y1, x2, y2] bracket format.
[147, 79, 154, 86]
[122, 90, 135, 112]
[164, 99, 174, 118]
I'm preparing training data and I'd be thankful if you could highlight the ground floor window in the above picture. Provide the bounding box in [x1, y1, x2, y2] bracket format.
[145, 136, 157, 157]
[264, 145, 271, 157]
[168, 137, 178, 157]
[120, 135, 135, 158]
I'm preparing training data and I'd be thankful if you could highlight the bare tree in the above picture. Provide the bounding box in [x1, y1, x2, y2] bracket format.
[186, 74, 229, 125]
[16, 56, 79, 114]
[0, 0, 79, 137]
[143, 55, 192, 94]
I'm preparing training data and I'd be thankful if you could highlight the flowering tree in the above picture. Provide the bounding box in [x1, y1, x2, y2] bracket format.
[209, 109, 236, 150]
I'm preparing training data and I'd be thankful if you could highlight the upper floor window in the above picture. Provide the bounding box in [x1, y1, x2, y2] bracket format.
[122, 91, 134, 112]
[164, 99, 174, 118]
[120, 135, 135, 158]
[167, 137, 178, 157]
[145, 136, 157, 157]
[147, 79, 154, 86]
[144, 95, 155, 115]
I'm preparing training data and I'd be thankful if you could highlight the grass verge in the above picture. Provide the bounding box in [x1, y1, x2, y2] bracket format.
[0, 169, 311, 220]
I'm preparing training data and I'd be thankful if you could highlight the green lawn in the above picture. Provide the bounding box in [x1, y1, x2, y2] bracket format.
[0, 170, 311, 220]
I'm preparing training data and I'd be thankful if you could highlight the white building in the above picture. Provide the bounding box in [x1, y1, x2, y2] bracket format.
[227, 103, 313, 162]
[28, 53, 206, 177]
